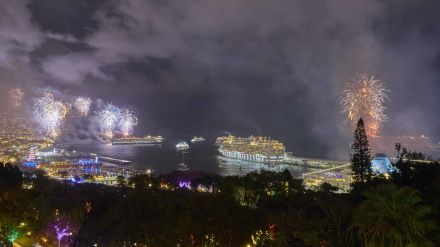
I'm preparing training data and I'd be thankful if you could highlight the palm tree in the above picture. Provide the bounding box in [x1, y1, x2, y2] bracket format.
[352, 184, 436, 247]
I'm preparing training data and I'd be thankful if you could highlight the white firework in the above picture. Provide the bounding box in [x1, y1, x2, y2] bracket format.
[119, 109, 138, 137]
[98, 103, 121, 138]
[9, 88, 24, 108]
[74, 97, 92, 117]
[33, 92, 66, 138]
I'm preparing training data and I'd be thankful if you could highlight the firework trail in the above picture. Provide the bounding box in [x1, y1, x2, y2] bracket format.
[341, 73, 389, 137]
[61, 102, 71, 119]
[73, 97, 92, 117]
[33, 92, 66, 138]
[119, 109, 138, 137]
[98, 103, 121, 138]
[9, 88, 24, 108]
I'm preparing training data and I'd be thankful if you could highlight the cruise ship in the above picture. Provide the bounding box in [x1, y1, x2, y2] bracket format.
[112, 136, 164, 145]
[216, 135, 285, 164]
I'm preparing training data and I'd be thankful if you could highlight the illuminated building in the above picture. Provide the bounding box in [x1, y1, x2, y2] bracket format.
[0, 112, 52, 163]
[302, 164, 352, 193]
[37, 158, 102, 178]
[371, 154, 396, 174]
[216, 135, 285, 164]
[23, 147, 37, 168]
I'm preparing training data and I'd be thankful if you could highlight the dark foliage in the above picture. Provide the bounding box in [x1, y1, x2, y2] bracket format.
[350, 118, 372, 184]
[1, 154, 440, 246]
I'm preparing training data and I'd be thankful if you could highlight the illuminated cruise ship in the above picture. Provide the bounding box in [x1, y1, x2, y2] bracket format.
[112, 136, 164, 145]
[216, 135, 285, 164]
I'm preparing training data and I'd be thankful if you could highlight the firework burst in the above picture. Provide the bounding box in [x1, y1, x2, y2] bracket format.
[98, 103, 121, 138]
[119, 109, 138, 137]
[9, 88, 24, 108]
[61, 102, 71, 118]
[341, 73, 389, 137]
[73, 97, 92, 117]
[33, 92, 66, 138]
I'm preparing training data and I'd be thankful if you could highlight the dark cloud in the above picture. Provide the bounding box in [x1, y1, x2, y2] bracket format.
[0, 0, 439, 159]
[28, 0, 106, 38]
[0, 0, 43, 64]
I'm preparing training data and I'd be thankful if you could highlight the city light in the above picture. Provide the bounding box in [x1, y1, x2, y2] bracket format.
[0, 2, 438, 247]
[6, 228, 21, 243]
[178, 180, 191, 189]
[54, 221, 71, 247]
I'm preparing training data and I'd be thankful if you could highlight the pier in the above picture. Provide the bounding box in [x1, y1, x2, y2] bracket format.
[283, 154, 348, 169]
[97, 156, 132, 165]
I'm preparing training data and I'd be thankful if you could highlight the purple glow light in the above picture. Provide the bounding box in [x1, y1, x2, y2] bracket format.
[53, 220, 72, 247]
[54, 225, 70, 241]
[178, 181, 191, 189]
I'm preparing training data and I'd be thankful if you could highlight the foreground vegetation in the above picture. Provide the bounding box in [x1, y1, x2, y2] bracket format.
[1, 152, 440, 246]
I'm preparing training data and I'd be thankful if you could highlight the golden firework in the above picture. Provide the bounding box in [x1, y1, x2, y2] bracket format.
[341, 73, 389, 137]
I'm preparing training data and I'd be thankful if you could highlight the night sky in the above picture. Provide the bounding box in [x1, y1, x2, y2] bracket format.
[1, 0, 440, 159]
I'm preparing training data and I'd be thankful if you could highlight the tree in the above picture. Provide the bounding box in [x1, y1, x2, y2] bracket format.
[352, 184, 436, 247]
[82, 174, 95, 183]
[233, 186, 259, 208]
[350, 118, 372, 184]
[282, 169, 292, 182]
[128, 174, 153, 190]
[0, 163, 23, 190]
[250, 229, 275, 247]
[0, 226, 20, 247]
[116, 176, 127, 187]
[318, 182, 338, 194]
[395, 142, 402, 159]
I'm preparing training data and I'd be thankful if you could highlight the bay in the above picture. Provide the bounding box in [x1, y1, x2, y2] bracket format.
[63, 141, 317, 178]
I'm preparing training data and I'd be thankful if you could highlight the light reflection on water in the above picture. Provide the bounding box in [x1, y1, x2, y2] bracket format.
[64, 142, 315, 178]
[217, 157, 317, 178]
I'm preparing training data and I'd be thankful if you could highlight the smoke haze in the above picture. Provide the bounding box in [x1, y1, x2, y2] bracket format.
[1, 0, 439, 159]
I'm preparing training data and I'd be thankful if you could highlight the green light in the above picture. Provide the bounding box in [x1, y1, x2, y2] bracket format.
[7, 228, 21, 243]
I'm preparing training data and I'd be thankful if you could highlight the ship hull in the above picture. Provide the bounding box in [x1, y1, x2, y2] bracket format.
[112, 141, 162, 145]
[218, 149, 285, 164]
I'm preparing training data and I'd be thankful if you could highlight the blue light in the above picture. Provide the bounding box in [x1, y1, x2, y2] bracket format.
[371, 154, 397, 174]
[71, 177, 85, 183]
[23, 161, 37, 168]
[78, 159, 97, 165]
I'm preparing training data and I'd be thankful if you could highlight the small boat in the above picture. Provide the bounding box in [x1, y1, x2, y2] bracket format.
[176, 141, 189, 151]
[177, 163, 189, 171]
[190, 137, 206, 143]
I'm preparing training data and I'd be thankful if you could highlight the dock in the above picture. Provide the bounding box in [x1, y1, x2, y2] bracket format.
[97, 156, 132, 165]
